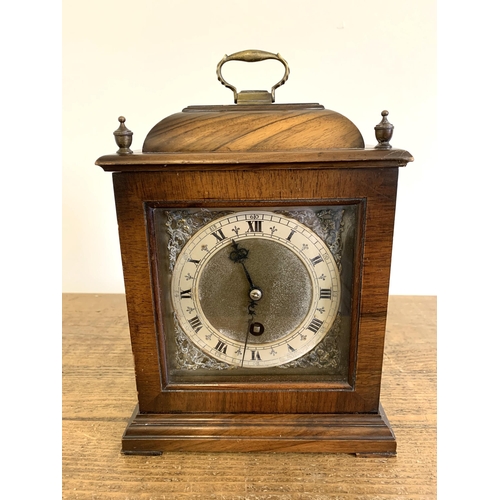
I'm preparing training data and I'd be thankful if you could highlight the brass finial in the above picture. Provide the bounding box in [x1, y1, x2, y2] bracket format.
[113, 116, 133, 155]
[374, 110, 394, 150]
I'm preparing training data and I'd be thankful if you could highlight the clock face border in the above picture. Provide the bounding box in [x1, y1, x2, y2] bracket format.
[150, 205, 358, 383]
[171, 210, 341, 369]
[111, 166, 398, 415]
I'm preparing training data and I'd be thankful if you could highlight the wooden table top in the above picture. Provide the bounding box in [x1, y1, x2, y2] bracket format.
[62, 294, 436, 499]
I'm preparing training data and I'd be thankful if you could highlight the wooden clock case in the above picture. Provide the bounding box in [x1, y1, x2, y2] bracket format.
[96, 75, 412, 456]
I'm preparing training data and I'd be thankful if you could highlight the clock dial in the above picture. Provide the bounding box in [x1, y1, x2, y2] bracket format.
[171, 211, 341, 368]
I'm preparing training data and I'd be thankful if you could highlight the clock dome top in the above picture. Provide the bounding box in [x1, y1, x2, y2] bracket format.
[142, 103, 365, 153]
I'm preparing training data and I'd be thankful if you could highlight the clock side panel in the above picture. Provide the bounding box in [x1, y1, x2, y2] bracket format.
[354, 170, 399, 408]
[111, 166, 398, 414]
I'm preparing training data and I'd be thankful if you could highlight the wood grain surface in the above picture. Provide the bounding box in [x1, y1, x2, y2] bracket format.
[62, 294, 436, 499]
[95, 148, 413, 171]
[141, 105, 364, 153]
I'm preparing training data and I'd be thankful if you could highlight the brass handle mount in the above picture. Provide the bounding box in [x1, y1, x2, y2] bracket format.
[216, 50, 290, 104]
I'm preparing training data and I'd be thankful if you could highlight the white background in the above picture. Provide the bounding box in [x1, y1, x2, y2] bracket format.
[62, 0, 437, 295]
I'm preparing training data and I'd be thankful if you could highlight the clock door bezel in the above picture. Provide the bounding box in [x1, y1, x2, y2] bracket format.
[147, 202, 361, 385]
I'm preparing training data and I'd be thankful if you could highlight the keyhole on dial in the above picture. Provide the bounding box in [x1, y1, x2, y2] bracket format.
[249, 322, 265, 336]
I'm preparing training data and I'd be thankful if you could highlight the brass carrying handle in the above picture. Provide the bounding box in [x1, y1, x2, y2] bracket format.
[216, 50, 290, 104]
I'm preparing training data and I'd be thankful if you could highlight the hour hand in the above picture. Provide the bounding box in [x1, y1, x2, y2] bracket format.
[229, 240, 249, 265]
[229, 240, 258, 292]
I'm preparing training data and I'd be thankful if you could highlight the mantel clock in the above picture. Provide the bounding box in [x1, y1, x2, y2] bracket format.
[96, 50, 413, 455]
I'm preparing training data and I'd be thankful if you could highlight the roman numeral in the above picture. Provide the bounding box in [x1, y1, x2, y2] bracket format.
[215, 340, 227, 354]
[188, 258, 200, 265]
[187, 316, 203, 333]
[287, 344, 296, 352]
[247, 220, 262, 232]
[310, 255, 324, 266]
[251, 350, 261, 360]
[211, 229, 226, 242]
[319, 288, 332, 300]
[287, 230, 296, 241]
[180, 289, 192, 299]
[307, 318, 324, 334]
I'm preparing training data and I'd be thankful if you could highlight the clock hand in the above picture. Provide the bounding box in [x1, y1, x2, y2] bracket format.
[241, 318, 253, 368]
[229, 240, 264, 366]
[229, 239, 263, 300]
[241, 307, 266, 367]
[229, 240, 256, 287]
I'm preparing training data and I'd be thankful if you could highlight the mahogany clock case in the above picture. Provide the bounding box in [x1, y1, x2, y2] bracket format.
[95, 50, 413, 454]
[108, 161, 404, 417]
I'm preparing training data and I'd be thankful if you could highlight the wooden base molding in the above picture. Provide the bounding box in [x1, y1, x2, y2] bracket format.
[121, 404, 396, 456]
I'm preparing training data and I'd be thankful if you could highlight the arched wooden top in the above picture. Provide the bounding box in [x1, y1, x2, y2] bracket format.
[142, 103, 365, 153]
